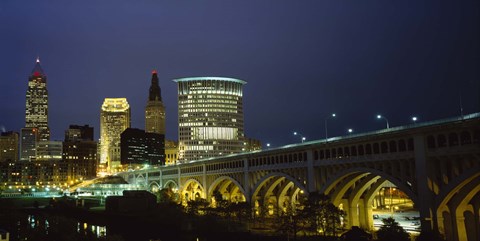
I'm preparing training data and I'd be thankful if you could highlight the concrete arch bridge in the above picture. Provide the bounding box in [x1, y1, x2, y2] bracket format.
[118, 113, 480, 241]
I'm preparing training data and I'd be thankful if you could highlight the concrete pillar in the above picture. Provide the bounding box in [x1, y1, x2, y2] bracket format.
[348, 201, 359, 227]
[244, 159, 250, 202]
[306, 150, 315, 192]
[202, 164, 207, 199]
[413, 135, 434, 232]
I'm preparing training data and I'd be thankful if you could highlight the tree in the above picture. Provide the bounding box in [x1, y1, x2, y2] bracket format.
[300, 192, 346, 237]
[341, 226, 371, 241]
[376, 217, 410, 241]
[156, 188, 177, 203]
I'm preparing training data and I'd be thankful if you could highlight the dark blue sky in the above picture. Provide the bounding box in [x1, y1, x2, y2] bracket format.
[0, 1, 479, 147]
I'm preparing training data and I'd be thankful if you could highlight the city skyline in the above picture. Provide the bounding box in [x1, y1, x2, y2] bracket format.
[0, 1, 479, 147]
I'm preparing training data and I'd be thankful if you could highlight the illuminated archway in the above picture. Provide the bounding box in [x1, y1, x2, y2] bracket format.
[208, 176, 246, 205]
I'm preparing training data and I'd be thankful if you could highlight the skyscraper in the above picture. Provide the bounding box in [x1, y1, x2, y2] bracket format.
[173, 77, 246, 161]
[63, 125, 97, 180]
[145, 70, 166, 135]
[100, 98, 130, 172]
[25, 57, 50, 141]
[20, 127, 38, 161]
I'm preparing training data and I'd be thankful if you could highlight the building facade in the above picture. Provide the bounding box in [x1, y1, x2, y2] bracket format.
[173, 77, 246, 161]
[120, 128, 165, 167]
[63, 125, 97, 180]
[35, 141, 63, 161]
[100, 98, 131, 172]
[25, 58, 50, 141]
[145, 70, 166, 135]
[0, 131, 19, 162]
[20, 127, 38, 161]
[165, 140, 178, 165]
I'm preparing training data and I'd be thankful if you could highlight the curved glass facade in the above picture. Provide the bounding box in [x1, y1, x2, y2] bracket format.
[174, 77, 246, 161]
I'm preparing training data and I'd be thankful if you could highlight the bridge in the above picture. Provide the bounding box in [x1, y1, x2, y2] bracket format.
[118, 113, 480, 241]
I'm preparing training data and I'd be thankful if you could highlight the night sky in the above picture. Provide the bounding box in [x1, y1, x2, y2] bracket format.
[1, 1, 479, 147]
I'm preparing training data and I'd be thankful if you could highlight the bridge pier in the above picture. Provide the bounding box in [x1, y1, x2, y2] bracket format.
[414, 135, 435, 232]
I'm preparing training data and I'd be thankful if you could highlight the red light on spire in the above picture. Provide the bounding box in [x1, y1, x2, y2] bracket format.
[152, 70, 157, 74]
[33, 72, 41, 77]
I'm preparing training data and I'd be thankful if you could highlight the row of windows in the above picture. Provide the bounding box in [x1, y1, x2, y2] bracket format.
[206, 160, 243, 171]
[248, 152, 307, 167]
[427, 130, 480, 148]
[314, 138, 414, 160]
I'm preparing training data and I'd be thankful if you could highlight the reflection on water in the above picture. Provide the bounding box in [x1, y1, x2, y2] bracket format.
[21, 214, 107, 240]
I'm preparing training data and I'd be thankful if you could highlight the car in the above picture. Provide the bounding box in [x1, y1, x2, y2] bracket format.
[373, 214, 380, 219]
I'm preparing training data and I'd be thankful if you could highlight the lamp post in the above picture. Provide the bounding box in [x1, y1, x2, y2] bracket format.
[293, 132, 306, 143]
[348, 128, 353, 134]
[324, 113, 336, 142]
[412, 116, 418, 123]
[377, 115, 389, 129]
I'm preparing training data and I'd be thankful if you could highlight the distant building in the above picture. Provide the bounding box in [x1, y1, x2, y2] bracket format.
[0, 160, 68, 185]
[65, 125, 94, 141]
[63, 125, 97, 180]
[20, 127, 38, 161]
[0, 131, 19, 162]
[245, 138, 262, 152]
[100, 98, 131, 172]
[25, 57, 50, 141]
[145, 70, 166, 135]
[36, 141, 63, 161]
[165, 140, 178, 165]
[173, 77, 247, 161]
[120, 128, 165, 166]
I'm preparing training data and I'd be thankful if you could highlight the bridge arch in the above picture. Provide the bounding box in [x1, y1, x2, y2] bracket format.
[320, 166, 418, 231]
[148, 181, 160, 193]
[181, 178, 206, 202]
[163, 180, 178, 190]
[436, 170, 480, 241]
[251, 172, 307, 216]
[321, 166, 417, 204]
[208, 176, 246, 204]
[135, 174, 147, 188]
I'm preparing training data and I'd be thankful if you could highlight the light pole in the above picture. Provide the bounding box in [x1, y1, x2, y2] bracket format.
[412, 116, 418, 123]
[293, 131, 306, 143]
[377, 114, 389, 129]
[324, 113, 336, 142]
[348, 128, 353, 134]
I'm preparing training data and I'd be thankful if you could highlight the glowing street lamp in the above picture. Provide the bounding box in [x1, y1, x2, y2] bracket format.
[325, 113, 336, 142]
[412, 116, 418, 123]
[377, 114, 389, 129]
[348, 128, 353, 134]
[293, 131, 306, 143]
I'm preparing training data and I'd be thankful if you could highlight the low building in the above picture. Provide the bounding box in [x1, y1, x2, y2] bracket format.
[105, 190, 156, 214]
[0, 131, 19, 162]
[36, 141, 63, 161]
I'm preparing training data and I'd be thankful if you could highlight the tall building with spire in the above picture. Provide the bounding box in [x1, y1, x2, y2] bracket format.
[100, 98, 131, 172]
[25, 57, 50, 141]
[145, 70, 166, 135]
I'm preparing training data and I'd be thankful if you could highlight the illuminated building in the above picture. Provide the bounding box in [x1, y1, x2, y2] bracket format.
[63, 125, 97, 180]
[100, 98, 130, 172]
[145, 70, 166, 135]
[0, 131, 19, 162]
[120, 128, 165, 166]
[36, 141, 63, 161]
[165, 140, 178, 165]
[25, 57, 50, 141]
[20, 127, 38, 161]
[173, 77, 246, 161]
[245, 138, 262, 152]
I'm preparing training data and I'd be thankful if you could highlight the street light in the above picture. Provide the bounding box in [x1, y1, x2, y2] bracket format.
[266, 143, 271, 148]
[325, 113, 336, 142]
[348, 128, 353, 134]
[412, 116, 418, 123]
[376, 114, 389, 129]
[293, 131, 306, 143]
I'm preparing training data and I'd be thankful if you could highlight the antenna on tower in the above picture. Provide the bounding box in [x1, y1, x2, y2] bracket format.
[459, 89, 464, 119]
